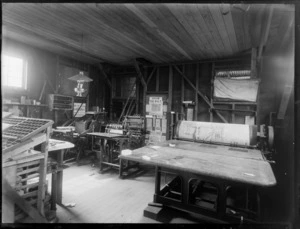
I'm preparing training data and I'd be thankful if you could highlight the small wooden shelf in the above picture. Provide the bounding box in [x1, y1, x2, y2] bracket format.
[47, 94, 74, 111]
[213, 101, 257, 105]
[3, 103, 48, 107]
[212, 107, 256, 113]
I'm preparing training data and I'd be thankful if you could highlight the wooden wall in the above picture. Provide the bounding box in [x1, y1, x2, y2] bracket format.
[2, 38, 56, 103]
[2, 38, 105, 124]
[256, 10, 295, 224]
[295, 5, 300, 229]
[2, 38, 57, 120]
[141, 57, 251, 123]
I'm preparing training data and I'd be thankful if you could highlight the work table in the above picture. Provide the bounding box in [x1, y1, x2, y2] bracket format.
[120, 139, 276, 187]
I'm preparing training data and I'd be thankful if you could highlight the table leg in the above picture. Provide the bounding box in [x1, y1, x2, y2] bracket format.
[181, 174, 189, 205]
[51, 168, 57, 210]
[256, 189, 261, 221]
[99, 139, 104, 172]
[56, 149, 64, 205]
[217, 182, 226, 219]
[108, 141, 112, 168]
[119, 158, 123, 179]
[154, 166, 161, 203]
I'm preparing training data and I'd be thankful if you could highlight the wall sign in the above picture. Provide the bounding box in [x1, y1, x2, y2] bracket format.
[149, 97, 163, 117]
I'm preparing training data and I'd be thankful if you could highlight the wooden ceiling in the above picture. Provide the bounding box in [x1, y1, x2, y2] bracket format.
[2, 3, 294, 65]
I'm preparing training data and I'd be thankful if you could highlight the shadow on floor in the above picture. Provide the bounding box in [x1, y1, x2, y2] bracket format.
[143, 206, 208, 224]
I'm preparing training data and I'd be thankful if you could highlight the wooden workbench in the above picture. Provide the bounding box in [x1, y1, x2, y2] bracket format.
[48, 139, 74, 207]
[87, 132, 129, 173]
[120, 140, 275, 187]
[119, 139, 276, 223]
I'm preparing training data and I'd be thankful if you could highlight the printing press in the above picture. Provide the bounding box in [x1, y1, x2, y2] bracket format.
[51, 111, 108, 163]
[119, 120, 276, 223]
[88, 115, 145, 176]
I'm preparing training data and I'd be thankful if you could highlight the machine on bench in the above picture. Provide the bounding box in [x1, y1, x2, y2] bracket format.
[51, 111, 108, 163]
[119, 119, 276, 223]
[89, 115, 145, 176]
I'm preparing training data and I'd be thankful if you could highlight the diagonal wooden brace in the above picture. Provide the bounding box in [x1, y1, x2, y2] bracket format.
[2, 177, 48, 223]
[146, 67, 157, 85]
[133, 59, 147, 88]
[173, 65, 228, 123]
[98, 63, 112, 88]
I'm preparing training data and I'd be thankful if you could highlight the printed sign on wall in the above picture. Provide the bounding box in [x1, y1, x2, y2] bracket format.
[149, 97, 163, 117]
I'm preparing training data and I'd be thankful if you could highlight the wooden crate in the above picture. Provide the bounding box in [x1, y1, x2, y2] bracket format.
[2, 117, 53, 223]
[48, 94, 74, 111]
[3, 152, 51, 223]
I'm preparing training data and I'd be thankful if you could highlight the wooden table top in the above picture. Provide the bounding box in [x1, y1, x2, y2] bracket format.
[120, 140, 276, 187]
[49, 139, 75, 152]
[87, 132, 127, 139]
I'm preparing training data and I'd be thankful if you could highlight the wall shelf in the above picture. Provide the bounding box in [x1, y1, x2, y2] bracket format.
[3, 103, 48, 107]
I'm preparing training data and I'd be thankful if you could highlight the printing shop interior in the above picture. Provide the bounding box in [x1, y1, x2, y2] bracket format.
[1, 3, 299, 226]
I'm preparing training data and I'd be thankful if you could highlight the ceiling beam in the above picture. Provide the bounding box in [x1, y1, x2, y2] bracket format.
[3, 20, 105, 63]
[80, 4, 165, 62]
[125, 4, 192, 60]
[208, 4, 233, 55]
[220, 4, 239, 54]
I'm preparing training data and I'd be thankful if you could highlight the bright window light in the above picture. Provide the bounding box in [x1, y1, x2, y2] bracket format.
[2, 55, 27, 89]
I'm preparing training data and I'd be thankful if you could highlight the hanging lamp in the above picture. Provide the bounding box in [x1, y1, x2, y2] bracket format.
[68, 33, 93, 97]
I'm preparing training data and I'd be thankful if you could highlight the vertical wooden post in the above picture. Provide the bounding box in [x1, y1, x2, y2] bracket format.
[156, 67, 160, 92]
[167, 65, 173, 140]
[37, 126, 51, 216]
[110, 76, 113, 120]
[87, 65, 90, 111]
[210, 63, 215, 122]
[181, 65, 185, 116]
[195, 63, 199, 121]
[251, 48, 257, 78]
[103, 79, 106, 110]
[232, 103, 235, 123]
[55, 55, 60, 94]
[136, 76, 140, 114]
[143, 68, 148, 116]
[56, 149, 64, 205]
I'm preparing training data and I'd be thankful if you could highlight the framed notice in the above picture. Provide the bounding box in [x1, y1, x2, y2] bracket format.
[149, 97, 163, 116]
[73, 102, 86, 117]
[145, 93, 168, 143]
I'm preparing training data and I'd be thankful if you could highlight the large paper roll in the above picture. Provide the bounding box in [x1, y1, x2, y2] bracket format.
[176, 121, 257, 147]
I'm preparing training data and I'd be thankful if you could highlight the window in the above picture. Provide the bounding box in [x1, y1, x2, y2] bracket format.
[2, 54, 27, 89]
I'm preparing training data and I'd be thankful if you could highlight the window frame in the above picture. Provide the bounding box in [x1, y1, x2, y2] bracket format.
[2, 53, 28, 90]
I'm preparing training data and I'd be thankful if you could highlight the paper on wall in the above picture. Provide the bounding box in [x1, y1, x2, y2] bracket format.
[162, 118, 167, 134]
[149, 97, 163, 116]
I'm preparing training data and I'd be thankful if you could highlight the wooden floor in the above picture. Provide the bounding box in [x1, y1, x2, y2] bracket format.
[47, 160, 201, 224]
